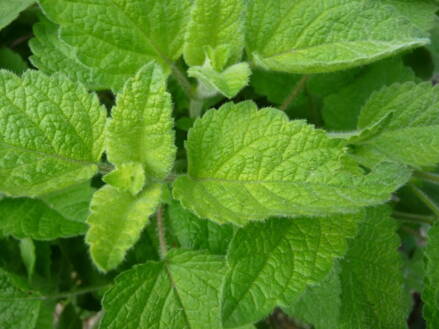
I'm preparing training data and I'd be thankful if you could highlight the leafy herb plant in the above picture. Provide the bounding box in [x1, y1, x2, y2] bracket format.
[0, 1, 439, 328]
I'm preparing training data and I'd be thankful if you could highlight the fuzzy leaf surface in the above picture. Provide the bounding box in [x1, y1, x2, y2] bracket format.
[100, 249, 226, 329]
[184, 0, 245, 70]
[174, 101, 410, 225]
[0, 0, 34, 30]
[107, 63, 176, 181]
[86, 184, 162, 272]
[247, 0, 428, 74]
[0, 269, 41, 329]
[337, 206, 409, 329]
[221, 212, 361, 327]
[355, 82, 439, 168]
[0, 71, 106, 197]
[0, 197, 86, 240]
[39, 0, 192, 90]
[423, 222, 439, 329]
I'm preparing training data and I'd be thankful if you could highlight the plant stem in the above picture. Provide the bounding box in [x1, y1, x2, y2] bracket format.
[280, 75, 309, 111]
[410, 184, 439, 219]
[156, 206, 168, 259]
[393, 211, 435, 225]
[171, 64, 196, 101]
[0, 285, 110, 301]
[414, 171, 439, 184]
[189, 98, 204, 118]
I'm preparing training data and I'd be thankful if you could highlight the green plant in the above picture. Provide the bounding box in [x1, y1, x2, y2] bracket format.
[0, 1, 439, 328]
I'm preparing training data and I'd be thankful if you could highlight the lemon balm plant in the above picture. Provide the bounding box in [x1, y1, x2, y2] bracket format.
[0, 0, 439, 328]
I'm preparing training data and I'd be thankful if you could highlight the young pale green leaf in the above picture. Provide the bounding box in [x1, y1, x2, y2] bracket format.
[247, 0, 428, 74]
[188, 61, 251, 99]
[337, 206, 409, 329]
[100, 249, 226, 329]
[29, 17, 101, 90]
[19, 238, 36, 280]
[423, 222, 439, 329]
[0, 70, 106, 197]
[183, 0, 245, 70]
[39, 0, 192, 90]
[173, 101, 410, 225]
[0, 0, 34, 30]
[86, 184, 162, 272]
[221, 212, 361, 328]
[167, 200, 234, 255]
[284, 264, 341, 329]
[103, 162, 146, 196]
[354, 82, 439, 168]
[0, 269, 41, 329]
[0, 197, 87, 240]
[0, 48, 28, 74]
[107, 63, 176, 181]
[322, 57, 415, 131]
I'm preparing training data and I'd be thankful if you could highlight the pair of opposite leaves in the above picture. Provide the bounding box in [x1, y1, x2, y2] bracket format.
[1, 62, 439, 272]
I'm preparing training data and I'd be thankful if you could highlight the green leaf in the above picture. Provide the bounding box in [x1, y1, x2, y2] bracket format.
[86, 184, 162, 272]
[284, 264, 341, 329]
[167, 200, 234, 255]
[103, 162, 146, 196]
[322, 57, 415, 131]
[355, 82, 439, 168]
[0, 70, 106, 197]
[0, 48, 28, 74]
[221, 212, 361, 327]
[40, 182, 96, 223]
[19, 238, 36, 280]
[57, 303, 81, 329]
[247, 0, 428, 74]
[100, 249, 226, 329]
[381, 0, 439, 31]
[39, 0, 192, 90]
[173, 101, 410, 225]
[0, 0, 34, 30]
[29, 17, 101, 90]
[107, 63, 176, 181]
[0, 269, 41, 329]
[337, 206, 409, 329]
[423, 222, 439, 329]
[188, 61, 251, 98]
[0, 197, 87, 240]
[183, 0, 245, 70]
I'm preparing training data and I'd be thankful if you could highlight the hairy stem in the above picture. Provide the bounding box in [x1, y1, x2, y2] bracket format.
[410, 184, 439, 219]
[393, 210, 435, 225]
[156, 206, 168, 259]
[280, 75, 309, 111]
[414, 171, 439, 184]
[171, 64, 196, 100]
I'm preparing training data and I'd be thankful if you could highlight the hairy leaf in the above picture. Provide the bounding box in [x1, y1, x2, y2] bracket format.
[423, 222, 439, 329]
[174, 101, 410, 225]
[39, 0, 192, 90]
[188, 61, 251, 98]
[355, 82, 439, 168]
[167, 200, 234, 255]
[100, 249, 226, 329]
[221, 212, 361, 327]
[284, 264, 341, 329]
[337, 206, 409, 329]
[0, 269, 41, 329]
[103, 162, 146, 196]
[86, 184, 162, 272]
[247, 0, 428, 73]
[107, 63, 176, 181]
[0, 0, 34, 30]
[184, 0, 245, 70]
[29, 17, 101, 90]
[0, 197, 87, 240]
[323, 58, 415, 131]
[0, 70, 106, 197]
